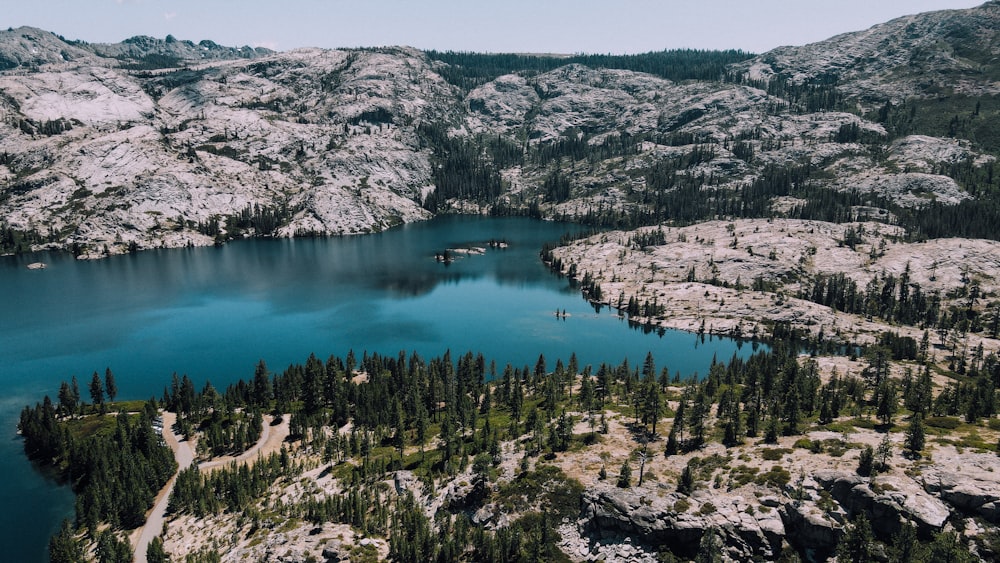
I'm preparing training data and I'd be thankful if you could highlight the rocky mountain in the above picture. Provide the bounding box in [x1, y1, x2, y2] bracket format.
[738, 0, 1000, 102]
[0, 28, 455, 255]
[1, 2, 999, 257]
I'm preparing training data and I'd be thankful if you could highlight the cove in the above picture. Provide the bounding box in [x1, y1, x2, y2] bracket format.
[0, 215, 760, 561]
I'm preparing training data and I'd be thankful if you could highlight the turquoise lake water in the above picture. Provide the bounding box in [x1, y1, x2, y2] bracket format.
[0, 216, 760, 561]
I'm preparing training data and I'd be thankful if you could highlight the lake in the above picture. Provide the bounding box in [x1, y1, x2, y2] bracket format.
[0, 215, 759, 561]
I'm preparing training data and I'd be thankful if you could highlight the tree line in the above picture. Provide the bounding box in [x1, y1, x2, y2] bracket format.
[427, 49, 754, 91]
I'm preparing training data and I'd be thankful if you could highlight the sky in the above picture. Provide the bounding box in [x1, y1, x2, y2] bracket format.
[0, 0, 988, 55]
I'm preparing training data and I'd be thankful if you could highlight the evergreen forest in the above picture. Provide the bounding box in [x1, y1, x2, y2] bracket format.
[22, 335, 998, 561]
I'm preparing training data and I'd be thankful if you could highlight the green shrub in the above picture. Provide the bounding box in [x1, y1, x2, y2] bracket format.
[755, 465, 791, 489]
[823, 439, 849, 457]
[850, 418, 876, 429]
[761, 448, 791, 461]
[730, 465, 759, 487]
[817, 490, 836, 513]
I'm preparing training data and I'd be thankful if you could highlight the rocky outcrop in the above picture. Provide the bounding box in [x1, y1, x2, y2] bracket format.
[779, 501, 843, 559]
[577, 461, 997, 561]
[579, 485, 783, 561]
[923, 469, 1000, 523]
[813, 470, 950, 538]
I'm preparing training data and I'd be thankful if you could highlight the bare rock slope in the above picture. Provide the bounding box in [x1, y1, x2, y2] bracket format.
[0, 30, 452, 255]
[2, 2, 1000, 255]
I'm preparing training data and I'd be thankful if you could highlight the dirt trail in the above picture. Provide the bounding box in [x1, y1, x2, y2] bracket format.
[132, 412, 289, 562]
[132, 412, 193, 563]
[199, 414, 290, 473]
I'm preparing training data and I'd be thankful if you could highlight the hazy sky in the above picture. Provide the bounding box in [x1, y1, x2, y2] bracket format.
[1, 0, 987, 54]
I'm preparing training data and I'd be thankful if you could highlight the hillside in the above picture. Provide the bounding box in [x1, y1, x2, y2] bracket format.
[549, 218, 1000, 350]
[737, 0, 1000, 102]
[1, 2, 1000, 256]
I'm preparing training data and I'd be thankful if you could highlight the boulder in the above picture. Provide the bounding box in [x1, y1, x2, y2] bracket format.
[393, 470, 419, 496]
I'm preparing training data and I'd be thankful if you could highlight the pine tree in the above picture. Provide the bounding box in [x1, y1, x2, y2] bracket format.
[720, 387, 743, 447]
[837, 513, 877, 563]
[641, 371, 663, 435]
[764, 410, 780, 444]
[695, 527, 724, 563]
[415, 404, 429, 462]
[71, 376, 81, 414]
[89, 371, 104, 411]
[58, 381, 76, 417]
[926, 531, 975, 563]
[147, 536, 169, 563]
[875, 434, 893, 471]
[689, 386, 709, 448]
[302, 353, 325, 414]
[96, 529, 132, 563]
[616, 458, 632, 488]
[677, 463, 695, 495]
[857, 445, 875, 477]
[904, 414, 925, 457]
[906, 364, 934, 416]
[579, 374, 595, 413]
[48, 519, 84, 563]
[394, 400, 406, 460]
[104, 368, 118, 403]
[252, 360, 271, 408]
[782, 380, 801, 435]
[818, 390, 833, 425]
[876, 379, 897, 426]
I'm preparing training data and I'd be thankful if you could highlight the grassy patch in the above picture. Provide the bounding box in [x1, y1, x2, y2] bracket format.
[276, 517, 301, 533]
[792, 438, 815, 450]
[820, 420, 856, 433]
[820, 439, 853, 457]
[64, 415, 118, 441]
[925, 416, 961, 430]
[348, 543, 380, 563]
[934, 429, 995, 453]
[849, 418, 877, 430]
